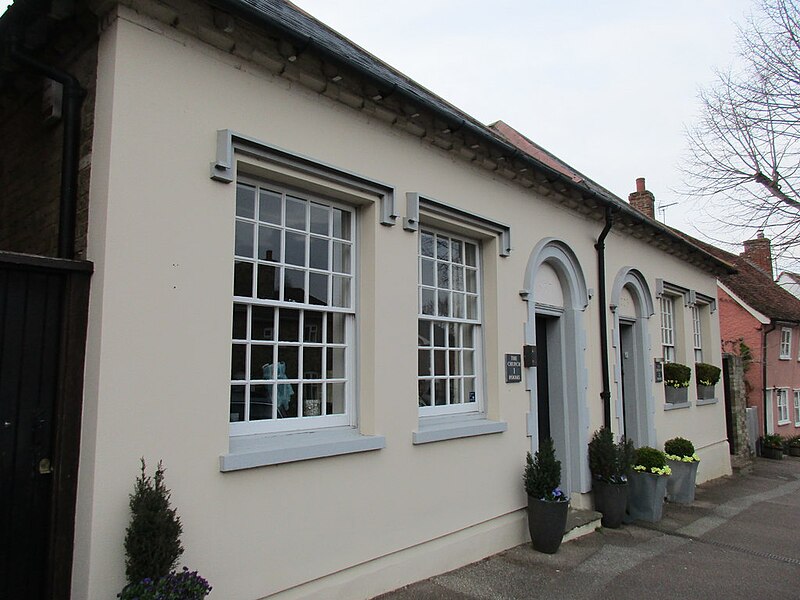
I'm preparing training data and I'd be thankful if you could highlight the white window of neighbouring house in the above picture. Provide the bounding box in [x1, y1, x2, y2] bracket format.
[776, 388, 789, 424]
[418, 229, 482, 416]
[780, 327, 792, 359]
[660, 296, 676, 362]
[691, 305, 703, 363]
[794, 390, 800, 426]
[230, 180, 355, 435]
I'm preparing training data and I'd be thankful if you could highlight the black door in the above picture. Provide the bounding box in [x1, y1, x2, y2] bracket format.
[536, 315, 551, 445]
[0, 267, 64, 600]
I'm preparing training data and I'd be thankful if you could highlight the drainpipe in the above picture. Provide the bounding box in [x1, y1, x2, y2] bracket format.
[9, 43, 86, 260]
[762, 322, 776, 439]
[595, 206, 615, 429]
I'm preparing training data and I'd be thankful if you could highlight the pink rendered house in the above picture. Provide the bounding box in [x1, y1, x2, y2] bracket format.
[710, 234, 800, 440]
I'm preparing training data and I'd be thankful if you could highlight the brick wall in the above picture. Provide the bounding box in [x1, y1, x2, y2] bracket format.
[0, 30, 98, 259]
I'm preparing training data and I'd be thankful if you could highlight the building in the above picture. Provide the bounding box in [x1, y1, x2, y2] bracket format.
[777, 270, 800, 299]
[0, 1, 734, 598]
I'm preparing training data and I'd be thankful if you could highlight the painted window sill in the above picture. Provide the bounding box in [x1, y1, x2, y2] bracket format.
[664, 401, 692, 411]
[696, 397, 718, 406]
[413, 415, 507, 445]
[777, 420, 791, 426]
[220, 427, 385, 471]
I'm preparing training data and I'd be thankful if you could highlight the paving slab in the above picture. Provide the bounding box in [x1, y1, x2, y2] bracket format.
[374, 456, 800, 600]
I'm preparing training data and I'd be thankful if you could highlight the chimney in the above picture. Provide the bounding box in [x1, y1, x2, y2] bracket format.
[741, 230, 774, 279]
[628, 177, 655, 219]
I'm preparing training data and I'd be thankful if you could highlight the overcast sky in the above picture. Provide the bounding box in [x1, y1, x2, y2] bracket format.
[5, 0, 789, 267]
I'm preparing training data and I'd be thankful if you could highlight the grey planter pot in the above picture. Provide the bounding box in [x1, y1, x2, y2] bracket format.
[592, 479, 629, 528]
[665, 385, 688, 404]
[789, 446, 800, 457]
[527, 496, 569, 554]
[627, 471, 668, 522]
[666, 459, 699, 504]
[697, 384, 716, 400]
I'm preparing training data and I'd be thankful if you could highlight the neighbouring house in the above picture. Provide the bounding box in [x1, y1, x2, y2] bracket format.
[697, 233, 800, 440]
[777, 270, 800, 299]
[1, 1, 735, 599]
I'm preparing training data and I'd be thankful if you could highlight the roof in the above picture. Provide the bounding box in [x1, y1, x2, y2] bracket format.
[692, 241, 800, 323]
[0, 0, 735, 275]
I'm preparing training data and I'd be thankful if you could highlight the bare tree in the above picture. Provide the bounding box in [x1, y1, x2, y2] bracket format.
[683, 0, 800, 264]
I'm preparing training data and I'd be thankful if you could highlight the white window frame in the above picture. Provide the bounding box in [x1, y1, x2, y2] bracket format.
[230, 178, 357, 436]
[780, 327, 792, 360]
[660, 295, 676, 362]
[691, 304, 703, 363]
[776, 388, 790, 425]
[417, 227, 483, 418]
[794, 390, 800, 426]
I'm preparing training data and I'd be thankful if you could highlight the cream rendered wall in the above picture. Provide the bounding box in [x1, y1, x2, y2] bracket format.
[76, 8, 729, 600]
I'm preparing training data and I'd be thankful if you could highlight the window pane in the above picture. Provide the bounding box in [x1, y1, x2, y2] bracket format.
[327, 382, 346, 414]
[436, 236, 449, 260]
[421, 258, 435, 286]
[437, 290, 450, 317]
[327, 347, 346, 378]
[303, 347, 322, 379]
[236, 183, 256, 219]
[309, 272, 328, 306]
[258, 225, 281, 262]
[232, 304, 247, 339]
[285, 231, 306, 266]
[304, 311, 324, 342]
[453, 293, 465, 318]
[463, 325, 474, 348]
[332, 276, 351, 308]
[256, 265, 279, 300]
[250, 385, 274, 420]
[234, 261, 253, 297]
[333, 241, 351, 274]
[251, 345, 274, 380]
[434, 350, 446, 375]
[278, 308, 300, 341]
[464, 378, 476, 403]
[421, 231, 435, 257]
[433, 322, 446, 347]
[447, 323, 458, 348]
[452, 266, 464, 291]
[466, 269, 477, 293]
[418, 380, 431, 407]
[258, 189, 281, 224]
[466, 295, 478, 319]
[418, 349, 431, 376]
[310, 237, 329, 270]
[303, 383, 322, 416]
[276, 383, 298, 418]
[464, 243, 477, 266]
[310, 203, 330, 235]
[231, 344, 246, 379]
[463, 350, 474, 375]
[277, 346, 299, 379]
[434, 379, 447, 405]
[235, 221, 254, 257]
[251, 306, 274, 340]
[286, 196, 307, 230]
[449, 379, 461, 404]
[284, 268, 306, 303]
[451, 240, 463, 264]
[421, 288, 435, 315]
[437, 262, 450, 288]
[332, 208, 351, 240]
[327, 313, 345, 344]
[449, 350, 460, 375]
[418, 320, 431, 346]
[230, 385, 245, 422]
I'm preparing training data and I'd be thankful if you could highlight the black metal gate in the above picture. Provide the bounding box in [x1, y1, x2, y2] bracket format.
[0, 253, 91, 600]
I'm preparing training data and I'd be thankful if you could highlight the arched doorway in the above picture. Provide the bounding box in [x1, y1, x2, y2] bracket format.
[521, 239, 589, 497]
[610, 267, 655, 446]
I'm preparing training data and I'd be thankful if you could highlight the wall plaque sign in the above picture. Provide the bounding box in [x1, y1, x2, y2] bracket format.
[505, 353, 522, 383]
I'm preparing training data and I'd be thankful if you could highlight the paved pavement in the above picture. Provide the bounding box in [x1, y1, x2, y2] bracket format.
[374, 456, 800, 599]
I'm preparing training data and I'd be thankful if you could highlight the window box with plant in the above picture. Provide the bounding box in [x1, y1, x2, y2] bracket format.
[664, 437, 700, 504]
[587, 427, 634, 529]
[524, 437, 569, 554]
[761, 434, 785, 460]
[695, 362, 721, 401]
[627, 446, 671, 523]
[787, 436, 800, 457]
[663, 362, 691, 405]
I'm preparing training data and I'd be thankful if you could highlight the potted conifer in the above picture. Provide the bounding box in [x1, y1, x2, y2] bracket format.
[664, 362, 691, 404]
[627, 446, 671, 523]
[588, 427, 634, 528]
[664, 437, 700, 504]
[118, 460, 211, 600]
[524, 437, 569, 554]
[695, 362, 721, 400]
